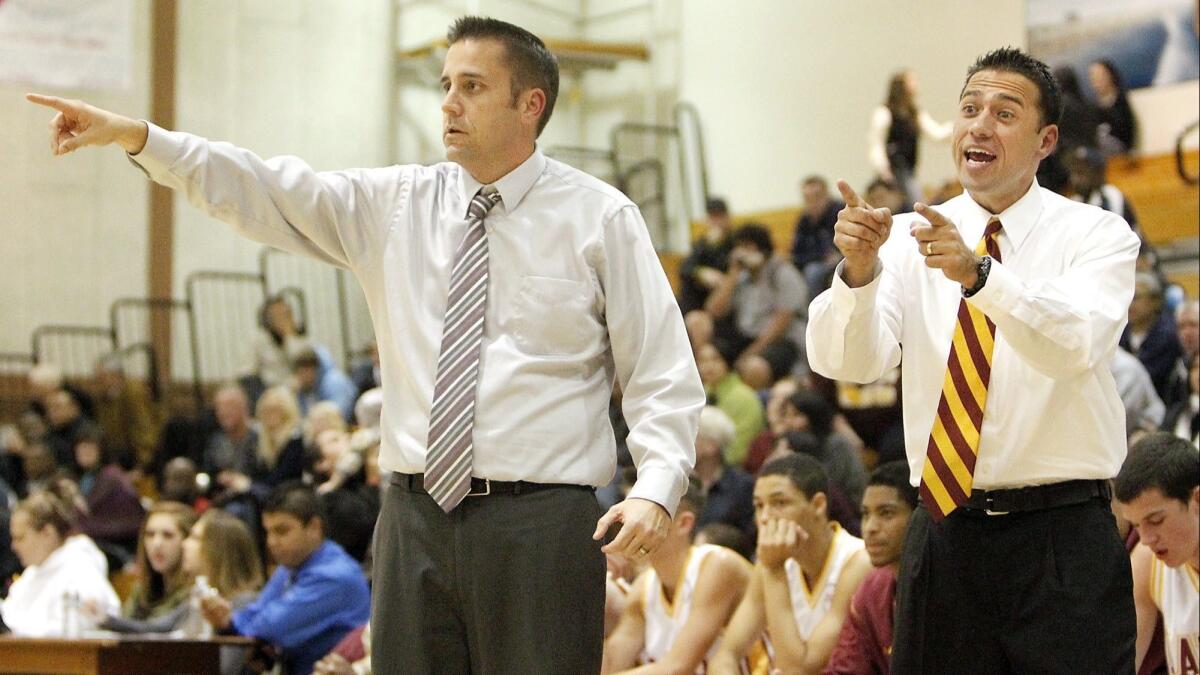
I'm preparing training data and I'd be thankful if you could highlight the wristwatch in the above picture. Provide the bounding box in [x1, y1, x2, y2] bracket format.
[963, 255, 992, 298]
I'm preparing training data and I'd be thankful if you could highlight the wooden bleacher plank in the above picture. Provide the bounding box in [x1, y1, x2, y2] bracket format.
[1108, 150, 1199, 245]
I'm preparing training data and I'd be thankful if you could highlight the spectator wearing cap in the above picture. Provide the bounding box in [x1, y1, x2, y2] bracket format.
[678, 197, 735, 316]
[695, 341, 764, 467]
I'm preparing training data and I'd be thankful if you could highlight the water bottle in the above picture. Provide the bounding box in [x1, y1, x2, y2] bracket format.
[60, 590, 81, 638]
[185, 575, 215, 639]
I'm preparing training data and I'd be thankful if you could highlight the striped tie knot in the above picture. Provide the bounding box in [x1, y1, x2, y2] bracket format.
[423, 184, 503, 513]
[468, 186, 502, 221]
[919, 216, 1004, 521]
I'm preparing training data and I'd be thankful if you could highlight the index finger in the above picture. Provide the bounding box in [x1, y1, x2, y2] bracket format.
[914, 202, 952, 228]
[837, 179, 872, 210]
[25, 93, 75, 113]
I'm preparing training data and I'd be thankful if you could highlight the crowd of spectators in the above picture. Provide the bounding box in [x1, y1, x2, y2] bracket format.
[0, 59, 1195, 674]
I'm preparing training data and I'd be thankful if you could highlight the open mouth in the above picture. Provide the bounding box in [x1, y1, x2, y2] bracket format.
[964, 148, 996, 166]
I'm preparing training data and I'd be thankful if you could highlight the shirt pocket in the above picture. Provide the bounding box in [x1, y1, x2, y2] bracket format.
[511, 275, 598, 356]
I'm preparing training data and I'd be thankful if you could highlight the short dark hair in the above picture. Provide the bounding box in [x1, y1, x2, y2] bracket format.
[759, 453, 828, 502]
[1114, 432, 1200, 504]
[867, 461, 918, 511]
[801, 175, 828, 189]
[962, 47, 1062, 128]
[262, 480, 325, 527]
[786, 389, 834, 439]
[447, 16, 559, 136]
[731, 223, 774, 254]
[865, 177, 901, 195]
[705, 197, 729, 216]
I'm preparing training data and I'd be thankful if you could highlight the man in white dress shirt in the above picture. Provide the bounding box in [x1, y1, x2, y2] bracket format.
[807, 47, 1139, 673]
[27, 15, 703, 673]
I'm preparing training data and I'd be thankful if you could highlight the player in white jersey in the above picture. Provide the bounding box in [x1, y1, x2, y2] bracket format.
[603, 478, 753, 674]
[1115, 432, 1199, 674]
[711, 454, 871, 674]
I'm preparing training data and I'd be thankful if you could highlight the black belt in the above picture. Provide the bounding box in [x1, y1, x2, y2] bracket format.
[390, 472, 592, 498]
[956, 479, 1111, 514]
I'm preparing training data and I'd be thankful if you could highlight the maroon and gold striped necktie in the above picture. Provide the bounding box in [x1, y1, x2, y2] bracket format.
[920, 217, 1003, 521]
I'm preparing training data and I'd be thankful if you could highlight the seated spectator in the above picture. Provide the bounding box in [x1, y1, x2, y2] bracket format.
[1111, 346, 1166, 438]
[692, 407, 756, 541]
[314, 623, 371, 675]
[706, 224, 809, 382]
[100, 509, 264, 675]
[711, 454, 870, 674]
[26, 362, 95, 423]
[304, 401, 348, 459]
[203, 384, 260, 480]
[42, 389, 99, 468]
[1162, 353, 1198, 445]
[2, 482, 119, 635]
[790, 176, 842, 295]
[1122, 272, 1184, 401]
[160, 457, 210, 513]
[1089, 59, 1138, 156]
[1164, 300, 1199, 411]
[97, 502, 195, 628]
[811, 365, 905, 468]
[19, 442, 57, 497]
[1051, 66, 1100, 152]
[1114, 433, 1198, 674]
[216, 386, 304, 501]
[678, 197, 735, 315]
[310, 429, 379, 563]
[349, 341, 381, 400]
[696, 342, 764, 467]
[1065, 146, 1138, 229]
[71, 431, 146, 565]
[744, 378, 800, 475]
[602, 479, 753, 674]
[93, 354, 161, 471]
[823, 461, 917, 675]
[293, 347, 358, 422]
[779, 390, 868, 508]
[864, 178, 905, 220]
[245, 295, 310, 401]
[201, 482, 371, 675]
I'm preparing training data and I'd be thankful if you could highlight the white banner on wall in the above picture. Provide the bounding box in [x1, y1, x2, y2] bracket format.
[0, 0, 133, 90]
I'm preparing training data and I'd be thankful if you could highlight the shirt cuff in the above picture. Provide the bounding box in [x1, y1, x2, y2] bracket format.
[626, 464, 686, 518]
[964, 258, 1019, 316]
[125, 122, 183, 180]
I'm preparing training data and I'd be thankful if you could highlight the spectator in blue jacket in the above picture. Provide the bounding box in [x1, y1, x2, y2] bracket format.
[293, 347, 358, 423]
[201, 482, 370, 675]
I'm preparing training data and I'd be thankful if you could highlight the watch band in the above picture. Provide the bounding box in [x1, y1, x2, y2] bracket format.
[963, 255, 992, 298]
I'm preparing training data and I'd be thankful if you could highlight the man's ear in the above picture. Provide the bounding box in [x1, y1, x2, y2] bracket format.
[522, 88, 546, 129]
[1036, 124, 1059, 161]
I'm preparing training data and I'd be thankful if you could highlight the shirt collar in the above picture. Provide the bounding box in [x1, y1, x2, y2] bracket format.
[457, 149, 547, 218]
[962, 179, 1043, 252]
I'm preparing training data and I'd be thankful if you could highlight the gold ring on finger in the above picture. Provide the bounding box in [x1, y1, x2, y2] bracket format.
[925, 241, 934, 256]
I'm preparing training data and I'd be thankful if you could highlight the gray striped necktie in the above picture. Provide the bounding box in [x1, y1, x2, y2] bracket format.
[424, 186, 502, 512]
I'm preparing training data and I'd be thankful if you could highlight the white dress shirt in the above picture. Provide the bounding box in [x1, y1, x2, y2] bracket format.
[0, 535, 119, 636]
[807, 182, 1140, 489]
[130, 125, 703, 513]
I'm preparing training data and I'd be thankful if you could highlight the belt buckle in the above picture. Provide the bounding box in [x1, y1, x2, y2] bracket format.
[467, 478, 491, 497]
[984, 493, 1009, 516]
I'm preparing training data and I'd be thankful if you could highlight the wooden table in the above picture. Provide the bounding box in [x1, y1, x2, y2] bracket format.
[0, 635, 251, 674]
